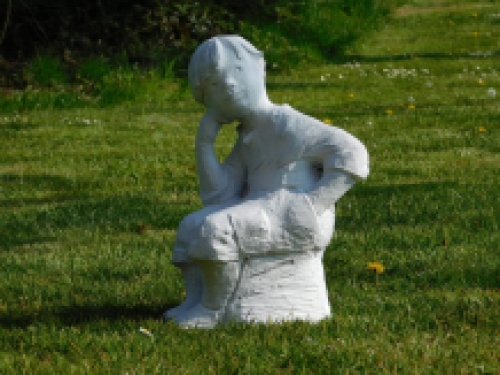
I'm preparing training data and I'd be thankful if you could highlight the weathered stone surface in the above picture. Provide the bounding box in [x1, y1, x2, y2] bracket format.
[164, 35, 369, 328]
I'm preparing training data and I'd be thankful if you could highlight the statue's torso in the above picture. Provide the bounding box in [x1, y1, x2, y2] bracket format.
[238, 105, 321, 197]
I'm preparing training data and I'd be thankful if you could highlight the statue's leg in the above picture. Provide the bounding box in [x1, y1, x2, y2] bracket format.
[176, 212, 241, 328]
[164, 211, 206, 320]
[163, 261, 202, 320]
[164, 202, 237, 323]
[198, 260, 240, 310]
[175, 260, 240, 329]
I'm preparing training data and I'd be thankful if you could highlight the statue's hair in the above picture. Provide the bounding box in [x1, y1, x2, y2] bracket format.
[188, 35, 265, 105]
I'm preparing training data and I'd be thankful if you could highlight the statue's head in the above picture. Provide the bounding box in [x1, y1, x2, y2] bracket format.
[188, 35, 268, 122]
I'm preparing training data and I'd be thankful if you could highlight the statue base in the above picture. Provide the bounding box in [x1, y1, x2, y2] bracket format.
[225, 251, 331, 324]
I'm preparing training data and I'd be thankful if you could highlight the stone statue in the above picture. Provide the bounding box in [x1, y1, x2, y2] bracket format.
[164, 35, 369, 328]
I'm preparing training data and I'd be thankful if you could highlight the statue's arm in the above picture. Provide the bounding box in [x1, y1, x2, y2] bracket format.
[195, 110, 245, 206]
[304, 121, 369, 215]
[308, 167, 356, 216]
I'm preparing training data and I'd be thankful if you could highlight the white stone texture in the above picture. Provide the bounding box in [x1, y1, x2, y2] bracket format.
[226, 251, 331, 324]
[164, 35, 369, 328]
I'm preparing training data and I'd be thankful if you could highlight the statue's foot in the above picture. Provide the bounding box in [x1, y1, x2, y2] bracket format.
[163, 298, 199, 321]
[175, 302, 223, 329]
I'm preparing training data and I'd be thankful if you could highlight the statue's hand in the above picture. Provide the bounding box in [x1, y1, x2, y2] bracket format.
[197, 109, 225, 144]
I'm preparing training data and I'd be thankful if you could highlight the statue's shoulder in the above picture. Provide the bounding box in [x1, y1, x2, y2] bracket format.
[270, 104, 325, 137]
[271, 104, 299, 123]
[270, 104, 307, 134]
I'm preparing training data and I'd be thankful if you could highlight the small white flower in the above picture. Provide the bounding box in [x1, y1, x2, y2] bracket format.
[487, 88, 497, 98]
[426, 81, 433, 88]
[338, 74, 343, 79]
[139, 327, 153, 337]
[320, 76, 326, 81]
[408, 96, 415, 103]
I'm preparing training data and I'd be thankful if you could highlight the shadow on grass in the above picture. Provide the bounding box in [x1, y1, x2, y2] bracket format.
[328, 256, 500, 302]
[0, 174, 77, 198]
[342, 181, 461, 227]
[335, 50, 500, 64]
[2, 267, 498, 330]
[0, 121, 44, 132]
[299, 102, 417, 118]
[4, 177, 495, 250]
[0, 173, 196, 250]
[0, 303, 176, 329]
[0, 195, 192, 250]
[372, 259, 500, 289]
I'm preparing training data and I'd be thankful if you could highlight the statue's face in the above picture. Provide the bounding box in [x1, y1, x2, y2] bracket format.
[204, 54, 264, 123]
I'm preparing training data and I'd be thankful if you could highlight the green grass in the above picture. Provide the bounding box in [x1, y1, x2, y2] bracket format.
[1, 1, 500, 373]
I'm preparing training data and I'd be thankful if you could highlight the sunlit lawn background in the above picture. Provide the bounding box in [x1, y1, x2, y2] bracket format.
[1, 0, 499, 373]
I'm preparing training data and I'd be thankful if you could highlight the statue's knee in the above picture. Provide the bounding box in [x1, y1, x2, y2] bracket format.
[177, 212, 202, 243]
[201, 214, 233, 243]
[188, 214, 238, 261]
[180, 213, 198, 231]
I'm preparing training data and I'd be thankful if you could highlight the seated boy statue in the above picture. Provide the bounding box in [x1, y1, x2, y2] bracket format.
[164, 35, 369, 328]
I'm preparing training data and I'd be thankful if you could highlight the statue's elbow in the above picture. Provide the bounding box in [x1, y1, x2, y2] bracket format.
[353, 141, 369, 180]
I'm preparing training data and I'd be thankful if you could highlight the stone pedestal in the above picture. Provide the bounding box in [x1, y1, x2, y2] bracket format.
[226, 251, 331, 324]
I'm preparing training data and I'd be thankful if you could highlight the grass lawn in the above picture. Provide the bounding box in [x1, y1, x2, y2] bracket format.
[1, 0, 499, 373]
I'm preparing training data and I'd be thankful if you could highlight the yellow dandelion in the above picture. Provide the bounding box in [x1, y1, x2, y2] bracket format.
[449, 20, 454, 25]
[408, 104, 416, 110]
[472, 13, 477, 17]
[478, 79, 484, 85]
[368, 262, 384, 286]
[367, 262, 385, 274]
[323, 118, 332, 124]
[386, 109, 393, 115]
[348, 93, 354, 98]
[478, 126, 486, 132]
[473, 31, 478, 37]
[366, 262, 385, 285]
